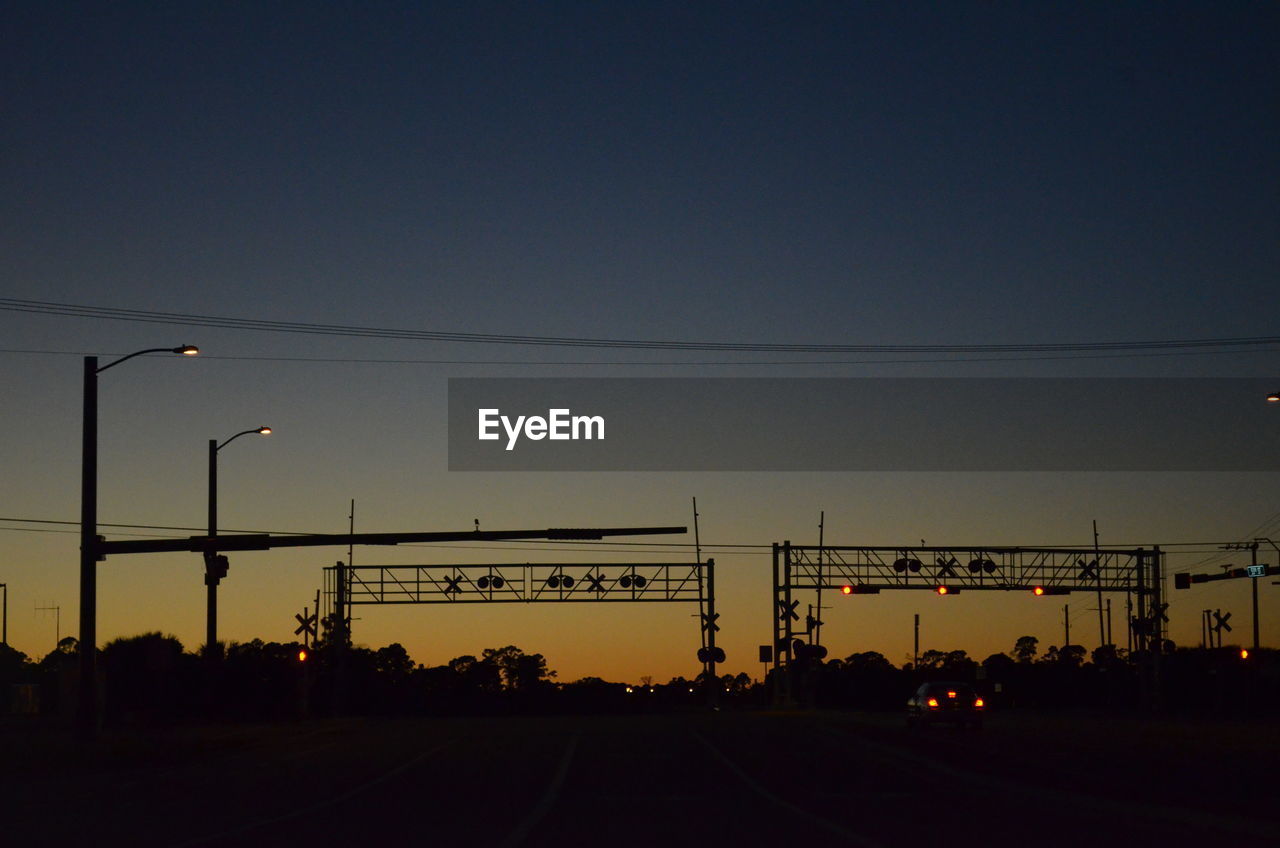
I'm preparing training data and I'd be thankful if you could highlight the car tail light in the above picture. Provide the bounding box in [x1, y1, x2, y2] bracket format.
[947, 690, 956, 698]
[974, 698, 985, 708]
[926, 697, 939, 708]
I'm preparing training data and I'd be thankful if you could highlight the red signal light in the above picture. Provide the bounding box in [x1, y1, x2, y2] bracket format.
[1033, 586, 1045, 596]
[936, 586, 948, 595]
[975, 698, 985, 708]
[297, 648, 309, 662]
[841, 585, 853, 595]
[926, 697, 939, 708]
[1240, 648, 1249, 660]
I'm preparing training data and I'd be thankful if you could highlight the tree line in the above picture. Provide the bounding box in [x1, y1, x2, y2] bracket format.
[0, 632, 1272, 722]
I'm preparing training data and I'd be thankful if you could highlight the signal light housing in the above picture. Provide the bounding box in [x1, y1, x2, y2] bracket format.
[1032, 586, 1070, 596]
[840, 584, 880, 595]
[934, 586, 959, 595]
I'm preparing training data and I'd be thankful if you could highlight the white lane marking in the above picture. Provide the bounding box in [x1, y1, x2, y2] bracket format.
[690, 729, 884, 848]
[499, 733, 580, 848]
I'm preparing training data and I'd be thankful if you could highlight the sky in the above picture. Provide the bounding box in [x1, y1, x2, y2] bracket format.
[2, 2, 1278, 682]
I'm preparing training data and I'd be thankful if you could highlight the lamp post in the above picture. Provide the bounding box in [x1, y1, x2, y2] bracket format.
[207, 426, 271, 654]
[79, 345, 197, 740]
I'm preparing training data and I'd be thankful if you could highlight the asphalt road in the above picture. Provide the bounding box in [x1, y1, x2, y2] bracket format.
[4, 710, 1278, 847]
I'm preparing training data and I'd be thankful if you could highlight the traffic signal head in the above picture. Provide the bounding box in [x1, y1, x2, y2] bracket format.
[840, 584, 880, 595]
[934, 585, 959, 595]
[1032, 586, 1070, 596]
[841, 585, 853, 595]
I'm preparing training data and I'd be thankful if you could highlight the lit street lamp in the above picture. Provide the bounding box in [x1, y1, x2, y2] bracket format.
[1267, 391, 1279, 403]
[80, 345, 197, 740]
[207, 426, 272, 654]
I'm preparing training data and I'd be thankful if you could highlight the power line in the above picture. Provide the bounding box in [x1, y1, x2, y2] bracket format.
[5, 298, 1280, 354]
[3, 346, 1279, 367]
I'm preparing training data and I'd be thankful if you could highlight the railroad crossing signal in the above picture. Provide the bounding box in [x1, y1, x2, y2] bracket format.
[1212, 610, 1232, 633]
[294, 611, 317, 636]
[701, 612, 720, 633]
[778, 599, 800, 622]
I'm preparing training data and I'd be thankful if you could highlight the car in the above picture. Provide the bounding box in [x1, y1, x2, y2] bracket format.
[906, 681, 984, 729]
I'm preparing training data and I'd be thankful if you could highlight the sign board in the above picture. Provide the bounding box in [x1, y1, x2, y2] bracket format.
[758, 644, 773, 663]
[1246, 564, 1267, 578]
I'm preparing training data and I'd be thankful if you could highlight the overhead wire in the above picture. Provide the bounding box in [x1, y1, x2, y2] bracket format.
[4, 298, 1280, 354]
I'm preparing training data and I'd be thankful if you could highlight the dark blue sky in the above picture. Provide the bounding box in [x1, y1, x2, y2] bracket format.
[6, 2, 1277, 345]
[3, 4, 1278, 674]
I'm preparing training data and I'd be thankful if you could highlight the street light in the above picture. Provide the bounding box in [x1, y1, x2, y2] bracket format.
[1267, 391, 1279, 403]
[207, 426, 272, 654]
[80, 345, 197, 740]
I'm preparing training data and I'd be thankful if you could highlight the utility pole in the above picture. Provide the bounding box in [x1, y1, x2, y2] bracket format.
[1105, 597, 1112, 646]
[1063, 603, 1070, 649]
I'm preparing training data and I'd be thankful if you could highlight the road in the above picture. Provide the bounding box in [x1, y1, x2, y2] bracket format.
[3, 709, 1278, 846]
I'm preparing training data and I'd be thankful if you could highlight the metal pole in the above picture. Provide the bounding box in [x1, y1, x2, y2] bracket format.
[1106, 597, 1112, 646]
[1093, 520, 1104, 647]
[913, 613, 919, 668]
[706, 557, 718, 708]
[1, 583, 7, 647]
[1248, 543, 1260, 651]
[207, 438, 218, 654]
[1064, 603, 1070, 649]
[78, 356, 98, 741]
[770, 543, 779, 679]
[814, 511, 824, 647]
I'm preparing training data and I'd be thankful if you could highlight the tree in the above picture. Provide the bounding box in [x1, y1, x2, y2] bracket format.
[375, 643, 413, 677]
[481, 645, 554, 691]
[1013, 635, 1039, 663]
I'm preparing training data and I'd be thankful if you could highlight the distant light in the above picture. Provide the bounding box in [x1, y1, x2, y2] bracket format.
[1241, 648, 1250, 659]
[1266, 392, 1279, 403]
[840, 585, 853, 595]
[176, 345, 199, 356]
[936, 586, 949, 595]
[1033, 586, 1045, 596]
[257, 426, 272, 435]
[947, 690, 956, 698]
[926, 697, 939, 708]
[297, 648, 308, 662]
[975, 698, 985, 708]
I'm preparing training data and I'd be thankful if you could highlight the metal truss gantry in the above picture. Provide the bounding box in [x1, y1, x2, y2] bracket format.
[772, 542, 1166, 674]
[323, 560, 722, 679]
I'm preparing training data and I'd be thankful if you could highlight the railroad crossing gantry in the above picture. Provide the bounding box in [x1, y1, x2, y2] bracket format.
[322, 559, 722, 682]
[771, 542, 1165, 697]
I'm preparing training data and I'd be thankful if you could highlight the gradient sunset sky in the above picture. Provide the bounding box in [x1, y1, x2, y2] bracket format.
[3, 3, 1278, 682]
